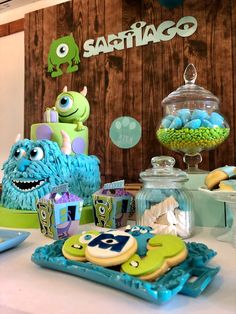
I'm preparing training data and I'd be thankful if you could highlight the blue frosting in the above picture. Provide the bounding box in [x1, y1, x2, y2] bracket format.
[161, 109, 225, 130]
[125, 225, 154, 256]
[1, 139, 101, 211]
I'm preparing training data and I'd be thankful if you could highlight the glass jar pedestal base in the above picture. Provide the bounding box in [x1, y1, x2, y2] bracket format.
[183, 153, 208, 174]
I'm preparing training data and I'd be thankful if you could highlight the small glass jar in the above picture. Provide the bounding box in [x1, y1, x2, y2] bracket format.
[135, 156, 194, 238]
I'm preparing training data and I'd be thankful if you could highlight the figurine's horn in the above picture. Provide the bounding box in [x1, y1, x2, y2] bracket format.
[15, 133, 21, 143]
[61, 130, 71, 155]
[80, 86, 87, 97]
[63, 86, 68, 92]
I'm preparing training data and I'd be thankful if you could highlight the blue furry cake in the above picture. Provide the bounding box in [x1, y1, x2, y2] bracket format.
[1, 135, 100, 211]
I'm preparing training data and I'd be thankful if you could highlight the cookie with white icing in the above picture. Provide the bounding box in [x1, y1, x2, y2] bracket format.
[85, 230, 137, 267]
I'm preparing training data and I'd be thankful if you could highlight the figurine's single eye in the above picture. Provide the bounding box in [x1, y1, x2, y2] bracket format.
[56, 95, 73, 112]
[14, 148, 25, 160]
[29, 147, 44, 161]
[99, 206, 105, 215]
[56, 43, 69, 58]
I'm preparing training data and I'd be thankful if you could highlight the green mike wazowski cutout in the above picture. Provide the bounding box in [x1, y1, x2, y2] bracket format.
[48, 34, 80, 77]
[55, 86, 90, 131]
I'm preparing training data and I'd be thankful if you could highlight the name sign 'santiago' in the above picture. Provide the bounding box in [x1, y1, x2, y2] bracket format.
[83, 16, 197, 57]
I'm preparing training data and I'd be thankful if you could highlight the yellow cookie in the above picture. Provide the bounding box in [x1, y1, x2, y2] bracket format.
[205, 166, 236, 190]
[121, 234, 188, 281]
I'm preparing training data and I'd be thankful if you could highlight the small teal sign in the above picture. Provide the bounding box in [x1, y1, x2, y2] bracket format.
[109, 116, 142, 149]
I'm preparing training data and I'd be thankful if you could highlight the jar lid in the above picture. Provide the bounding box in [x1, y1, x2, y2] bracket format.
[140, 156, 188, 183]
[161, 64, 219, 109]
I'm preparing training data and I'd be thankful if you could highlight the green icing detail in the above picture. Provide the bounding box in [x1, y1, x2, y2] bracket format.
[63, 231, 100, 257]
[157, 127, 230, 154]
[121, 234, 185, 277]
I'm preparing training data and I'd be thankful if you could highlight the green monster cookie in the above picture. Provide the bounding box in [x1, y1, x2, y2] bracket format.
[62, 231, 100, 261]
[121, 234, 188, 281]
[157, 127, 230, 154]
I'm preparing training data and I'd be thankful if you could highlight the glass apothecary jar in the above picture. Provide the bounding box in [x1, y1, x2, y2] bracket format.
[156, 64, 230, 172]
[136, 156, 194, 238]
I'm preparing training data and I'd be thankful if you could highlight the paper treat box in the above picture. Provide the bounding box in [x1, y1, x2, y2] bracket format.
[36, 185, 83, 239]
[92, 180, 132, 228]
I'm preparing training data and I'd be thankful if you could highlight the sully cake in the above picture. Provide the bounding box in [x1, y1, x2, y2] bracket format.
[31, 86, 90, 155]
[1, 133, 100, 211]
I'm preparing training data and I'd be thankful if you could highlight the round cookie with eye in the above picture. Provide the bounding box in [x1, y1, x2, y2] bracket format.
[205, 166, 236, 190]
[62, 231, 100, 261]
[121, 234, 188, 281]
[124, 225, 155, 257]
[85, 230, 137, 267]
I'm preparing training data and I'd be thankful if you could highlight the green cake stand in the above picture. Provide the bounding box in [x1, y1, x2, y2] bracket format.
[0, 205, 94, 229]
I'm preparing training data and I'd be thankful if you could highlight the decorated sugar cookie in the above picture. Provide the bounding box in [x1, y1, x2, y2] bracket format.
[219, 180, 236, 191]
[125, 225, 155, 257]
[62, 230, 100, 261]
[85, 230, 137, 267]
[205, 166, 236, 190]
[121, 234, 188, 281]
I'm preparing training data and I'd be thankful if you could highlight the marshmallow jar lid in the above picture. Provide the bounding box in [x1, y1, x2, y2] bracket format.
[140, 156, 189, 188]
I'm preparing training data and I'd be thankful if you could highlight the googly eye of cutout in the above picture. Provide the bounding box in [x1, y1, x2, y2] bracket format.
[56, 43, 69, 58]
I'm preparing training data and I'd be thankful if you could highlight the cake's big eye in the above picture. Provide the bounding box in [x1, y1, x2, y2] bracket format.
[29, 147, 44, 161]
[14, 148, 25, 160]
[56, 43, 69, 58]
[56, 95, 73, 112]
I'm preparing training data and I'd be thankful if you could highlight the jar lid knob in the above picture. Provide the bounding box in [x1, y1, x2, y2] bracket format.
[151, 156, 175, 169]
[184, 63, 197, 84]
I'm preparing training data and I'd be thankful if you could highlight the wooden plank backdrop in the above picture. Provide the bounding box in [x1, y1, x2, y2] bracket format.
[24, 0, 236, 184]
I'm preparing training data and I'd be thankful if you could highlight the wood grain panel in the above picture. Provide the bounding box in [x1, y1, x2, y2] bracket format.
[0, 19, 24, 37]
[24, 10, 44, 136]
[121, 0, 143, 182]
[24, 0, 236, 183]
[104, 0, 123, 182]
[206, 0, 234, 169]
[142, 0, 165, 170]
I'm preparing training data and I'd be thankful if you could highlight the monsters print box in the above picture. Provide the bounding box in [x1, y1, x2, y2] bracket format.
[92, 180, 132, 229]
[36, 185, 83, 239]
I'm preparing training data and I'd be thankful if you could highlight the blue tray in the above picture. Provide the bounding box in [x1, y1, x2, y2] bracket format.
[0, 229, 30, 252]
[31, 240, 220, 304]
